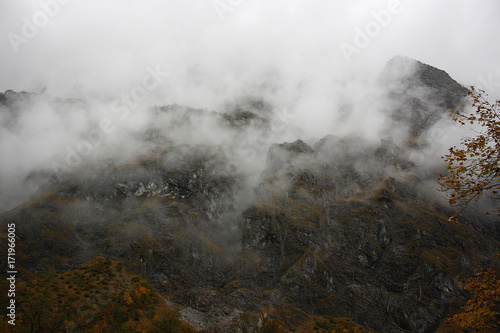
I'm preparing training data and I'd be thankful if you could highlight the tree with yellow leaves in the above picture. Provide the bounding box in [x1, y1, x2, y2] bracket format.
[439, 87, 500, 330]
[452, 254, 500, 331]
[439, 86, 500, 216]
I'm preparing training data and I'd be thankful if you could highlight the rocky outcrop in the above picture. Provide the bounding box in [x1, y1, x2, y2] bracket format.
[239, 136, 497, 332]
[0, 58, 498, 332]
[50, 144, 237, 220]
[0, 90, 37, 127]
[381, 56, 468, 140]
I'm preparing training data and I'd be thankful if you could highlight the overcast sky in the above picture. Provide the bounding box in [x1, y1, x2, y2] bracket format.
[0, 0, 499, 101]
[0, 0, 499, 213]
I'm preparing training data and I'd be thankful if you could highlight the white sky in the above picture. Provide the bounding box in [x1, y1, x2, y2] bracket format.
[0, 0, 499, 101]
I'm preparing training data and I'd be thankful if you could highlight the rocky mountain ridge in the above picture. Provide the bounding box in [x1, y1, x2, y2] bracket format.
[1, 57, 498, 332]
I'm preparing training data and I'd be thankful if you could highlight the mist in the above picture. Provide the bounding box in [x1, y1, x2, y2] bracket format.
[0, 0, 499, 212]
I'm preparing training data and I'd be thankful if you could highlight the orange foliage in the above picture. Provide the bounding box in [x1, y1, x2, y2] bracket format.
[136, 285, 151, 297]
[439, 87, 500, 216]
[124, 291, 133, 306]
[136, 317, 153, 333]
[452, 255, 500, 331]
[260, 316, 290, 333]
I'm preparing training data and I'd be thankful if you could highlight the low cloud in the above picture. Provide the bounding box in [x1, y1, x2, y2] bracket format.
[0, 0, 498, 212]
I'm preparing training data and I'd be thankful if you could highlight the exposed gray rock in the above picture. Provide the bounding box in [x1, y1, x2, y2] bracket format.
[0, 58, 498, 333]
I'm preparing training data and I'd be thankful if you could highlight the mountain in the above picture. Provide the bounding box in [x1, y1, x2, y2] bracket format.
[380, 55, 468, 140]
[0, 57, 498, 333]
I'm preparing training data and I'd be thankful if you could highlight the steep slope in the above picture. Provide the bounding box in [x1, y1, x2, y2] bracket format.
[0, 57, 498, 332]
[0, 257, 197, 332]
[380, 56, 468, 140]
[239, 137, 496, 332]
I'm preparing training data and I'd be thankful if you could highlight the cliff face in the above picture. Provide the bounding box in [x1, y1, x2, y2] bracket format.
[380, 56, 469, 140]
[0, 57, 498, 332]
[240, 136, 494, 332]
